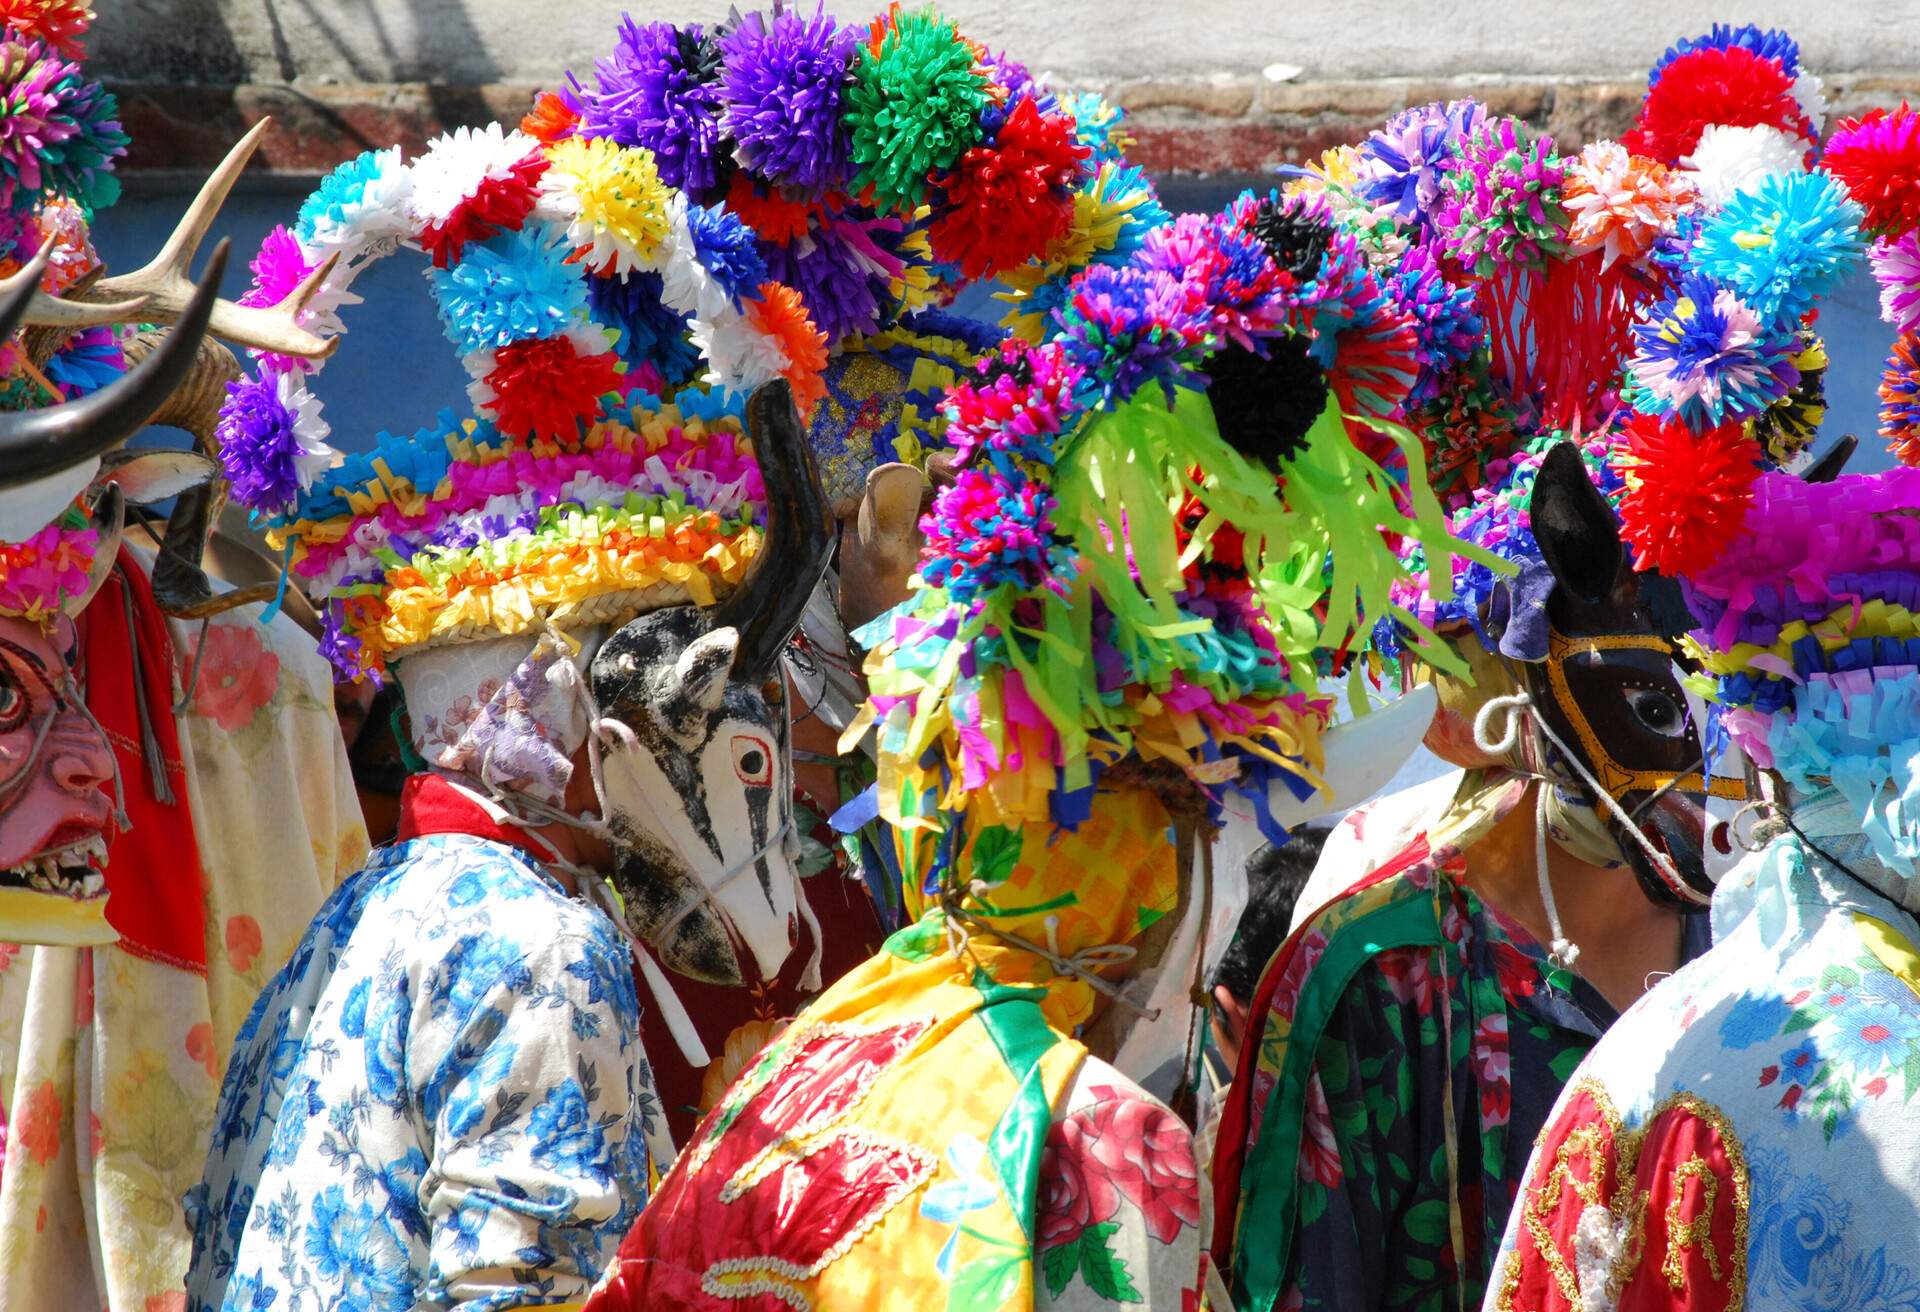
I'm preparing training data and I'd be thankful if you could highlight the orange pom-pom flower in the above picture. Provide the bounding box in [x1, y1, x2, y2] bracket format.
[744, 280, 827, 417]
[1880, 331, 1920, 467]
[1612, 414, 1761, 576]
[521, 90, 581, 145]
[0, 0, 92, 58]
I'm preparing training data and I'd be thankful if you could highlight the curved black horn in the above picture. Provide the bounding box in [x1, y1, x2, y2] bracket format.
[0, 240, 228, 492]
[1803, 434, 1857, 485]
[712, 379, 834, 676]
[0, 238, 54, 347]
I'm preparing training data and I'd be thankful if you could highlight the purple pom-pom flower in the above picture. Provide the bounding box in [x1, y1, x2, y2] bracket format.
[1357, 98, 1485, 233]
[217, 367, 338, 513]
[1055, 263, 1210, 410]
[1385, 242, 1484, 404]
[720, 5, 857, 194]
[758, 210, 902, 346]
[1875, 230, 1920, 335]
[575, 18, 726, 194]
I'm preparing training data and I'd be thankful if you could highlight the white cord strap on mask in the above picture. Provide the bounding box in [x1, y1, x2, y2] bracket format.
[575, 864, 714, 1070]
[1474, 691, 1690, 973]
[442, 770, 719, 1072]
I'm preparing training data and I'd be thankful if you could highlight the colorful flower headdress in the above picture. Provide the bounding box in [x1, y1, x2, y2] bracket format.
[1320, 27, 1876, 665]
[1673, 468, 1920, 873]
[214, 5, 1151, 681]
[0, 1, 129, 413]
[847, 187, 1494, 850]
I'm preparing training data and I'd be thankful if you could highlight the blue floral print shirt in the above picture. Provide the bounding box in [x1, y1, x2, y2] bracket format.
[185, 832, 656, 1312]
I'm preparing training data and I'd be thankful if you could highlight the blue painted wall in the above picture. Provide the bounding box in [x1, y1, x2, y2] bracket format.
[98, 175, 1898, 472]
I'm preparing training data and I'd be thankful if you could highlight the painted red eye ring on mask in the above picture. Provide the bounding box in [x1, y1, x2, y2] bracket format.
[732, 734, 772, 786]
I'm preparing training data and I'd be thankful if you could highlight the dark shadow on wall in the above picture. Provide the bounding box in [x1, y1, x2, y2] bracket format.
[91, 0, 502, 86]
[92, 0, 251, 83]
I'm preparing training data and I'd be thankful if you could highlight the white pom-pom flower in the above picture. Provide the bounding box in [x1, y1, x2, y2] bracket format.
[276, 369, 340, 492]
[1793, 70, 1828, 138]
[1681, 124, 1806, 210]
[691, 301, 788, 395]
[657, 193, 733, 322]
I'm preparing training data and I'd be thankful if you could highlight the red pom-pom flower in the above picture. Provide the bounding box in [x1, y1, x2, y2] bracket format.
[726, 172, 817, 244]
[1622, 46, 1811, 165]
[0, 0, 92, 58]
[1825, 106, 1920, 238]
[472, 328, 622, 439]
[927, 97, 1086, 281]
[1612, 414, 1761, 575]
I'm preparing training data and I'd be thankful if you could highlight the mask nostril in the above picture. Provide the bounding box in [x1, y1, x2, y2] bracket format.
[1710, 821, 1733, 856]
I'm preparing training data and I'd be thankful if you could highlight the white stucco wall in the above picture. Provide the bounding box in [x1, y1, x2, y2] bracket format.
[92, 0, 1920, 89]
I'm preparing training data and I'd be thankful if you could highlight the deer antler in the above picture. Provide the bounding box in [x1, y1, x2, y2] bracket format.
[0, 237, 152, 328]
[70, 118, 341, 362]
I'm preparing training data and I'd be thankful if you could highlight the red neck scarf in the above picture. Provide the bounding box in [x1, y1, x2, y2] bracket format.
[395, 773, 549, 858]
[85, 550, 210, 974]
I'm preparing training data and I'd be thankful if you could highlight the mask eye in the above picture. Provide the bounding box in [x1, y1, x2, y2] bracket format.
[0, 674, 23, 734]
[1627, 688, 1688, 739]
[732, 734, 772, 786]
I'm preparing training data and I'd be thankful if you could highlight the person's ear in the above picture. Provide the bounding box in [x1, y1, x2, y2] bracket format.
[1213, 983, 1249, 1055]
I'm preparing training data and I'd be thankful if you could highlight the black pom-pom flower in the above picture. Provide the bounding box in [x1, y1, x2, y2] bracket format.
[1204, 334, 1330, 469]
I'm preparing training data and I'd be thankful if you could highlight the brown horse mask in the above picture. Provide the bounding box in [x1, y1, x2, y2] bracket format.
[1504, 436, 1862, 905]
[1499, 441, 1732, 907]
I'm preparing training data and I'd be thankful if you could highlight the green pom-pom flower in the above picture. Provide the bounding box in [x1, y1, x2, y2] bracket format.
[844, 7, 985, 211]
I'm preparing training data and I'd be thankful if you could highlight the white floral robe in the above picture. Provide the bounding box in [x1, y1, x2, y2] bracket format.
[1035, 1059, 1211, 1311]
[186, 832, 657, 1312]
[0, 595, 368, 1312]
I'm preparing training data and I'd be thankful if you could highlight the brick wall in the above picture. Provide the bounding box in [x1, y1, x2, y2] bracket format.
[111, 69, 1920, 179]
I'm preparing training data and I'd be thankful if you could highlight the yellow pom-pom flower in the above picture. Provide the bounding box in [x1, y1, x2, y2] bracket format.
[540, 136, 673, 277]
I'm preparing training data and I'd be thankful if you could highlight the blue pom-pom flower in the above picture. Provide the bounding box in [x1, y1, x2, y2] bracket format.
[1648, 25, 1800, 87]
[1628, 273, 1800, 430]
[430, 226, 589, 357]
[588, 269, 701, 383]
[684, 201, 769, 307]
[1691, 170, 1864, 325]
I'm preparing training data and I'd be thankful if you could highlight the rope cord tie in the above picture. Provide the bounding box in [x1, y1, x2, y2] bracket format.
[1471, 690, 1693, 974]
